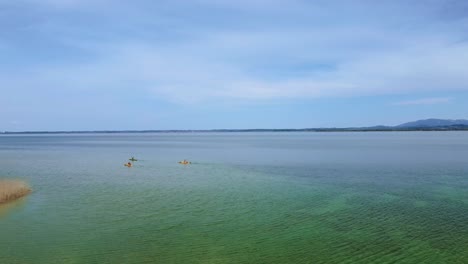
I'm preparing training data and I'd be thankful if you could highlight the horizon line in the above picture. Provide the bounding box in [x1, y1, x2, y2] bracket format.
[3, 126, 468, 134]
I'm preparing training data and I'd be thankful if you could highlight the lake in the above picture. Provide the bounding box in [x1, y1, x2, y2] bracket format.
[1, 132, 468, 263]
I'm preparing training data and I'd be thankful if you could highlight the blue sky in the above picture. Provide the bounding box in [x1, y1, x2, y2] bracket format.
[1, 0, 468, 131]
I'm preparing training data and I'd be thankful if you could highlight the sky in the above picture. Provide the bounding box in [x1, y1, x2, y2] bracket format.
[1, 0, 468, 131]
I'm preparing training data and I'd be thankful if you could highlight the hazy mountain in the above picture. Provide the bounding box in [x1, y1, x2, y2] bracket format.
[397, 119, 468, 128]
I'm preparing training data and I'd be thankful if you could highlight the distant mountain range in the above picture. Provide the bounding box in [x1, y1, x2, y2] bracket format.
[396, 119, 468, 128]
[2, 119, 468, 134]
[307, 118, 468, 131]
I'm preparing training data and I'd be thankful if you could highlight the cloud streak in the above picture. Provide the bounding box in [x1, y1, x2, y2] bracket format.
[7, 38, 467, 104]
[393, 97, 453, 106]
[1, 0, 468, 132]
[2, 1, 468, 105]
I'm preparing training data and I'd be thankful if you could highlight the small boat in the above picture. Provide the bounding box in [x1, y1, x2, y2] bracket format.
[124, 162, 133, 167]
[178, 160, 191, 165]
[129, 157, 138, 162]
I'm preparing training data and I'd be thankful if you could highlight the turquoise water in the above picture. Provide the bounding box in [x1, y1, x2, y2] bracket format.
[1, 132, 468, 263]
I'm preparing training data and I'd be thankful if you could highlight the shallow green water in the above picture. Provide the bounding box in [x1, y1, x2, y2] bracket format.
[1, 132, 468, 263]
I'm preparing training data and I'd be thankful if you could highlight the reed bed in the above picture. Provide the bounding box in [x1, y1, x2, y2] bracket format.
[0, 180, 31, 204]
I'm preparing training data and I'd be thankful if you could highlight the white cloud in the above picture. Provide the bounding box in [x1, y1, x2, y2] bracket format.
[2, 0, 468, 104]
[4, 37, 468, 104]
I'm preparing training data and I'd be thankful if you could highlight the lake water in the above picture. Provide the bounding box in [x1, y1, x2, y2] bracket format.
[1, 132, 468, 263]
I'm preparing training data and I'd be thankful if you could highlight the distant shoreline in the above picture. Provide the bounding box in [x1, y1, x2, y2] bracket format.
[2, 127, 468, 135]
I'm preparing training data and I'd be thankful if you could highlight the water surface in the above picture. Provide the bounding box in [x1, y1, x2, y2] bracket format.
[1, 132, 468, 263]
